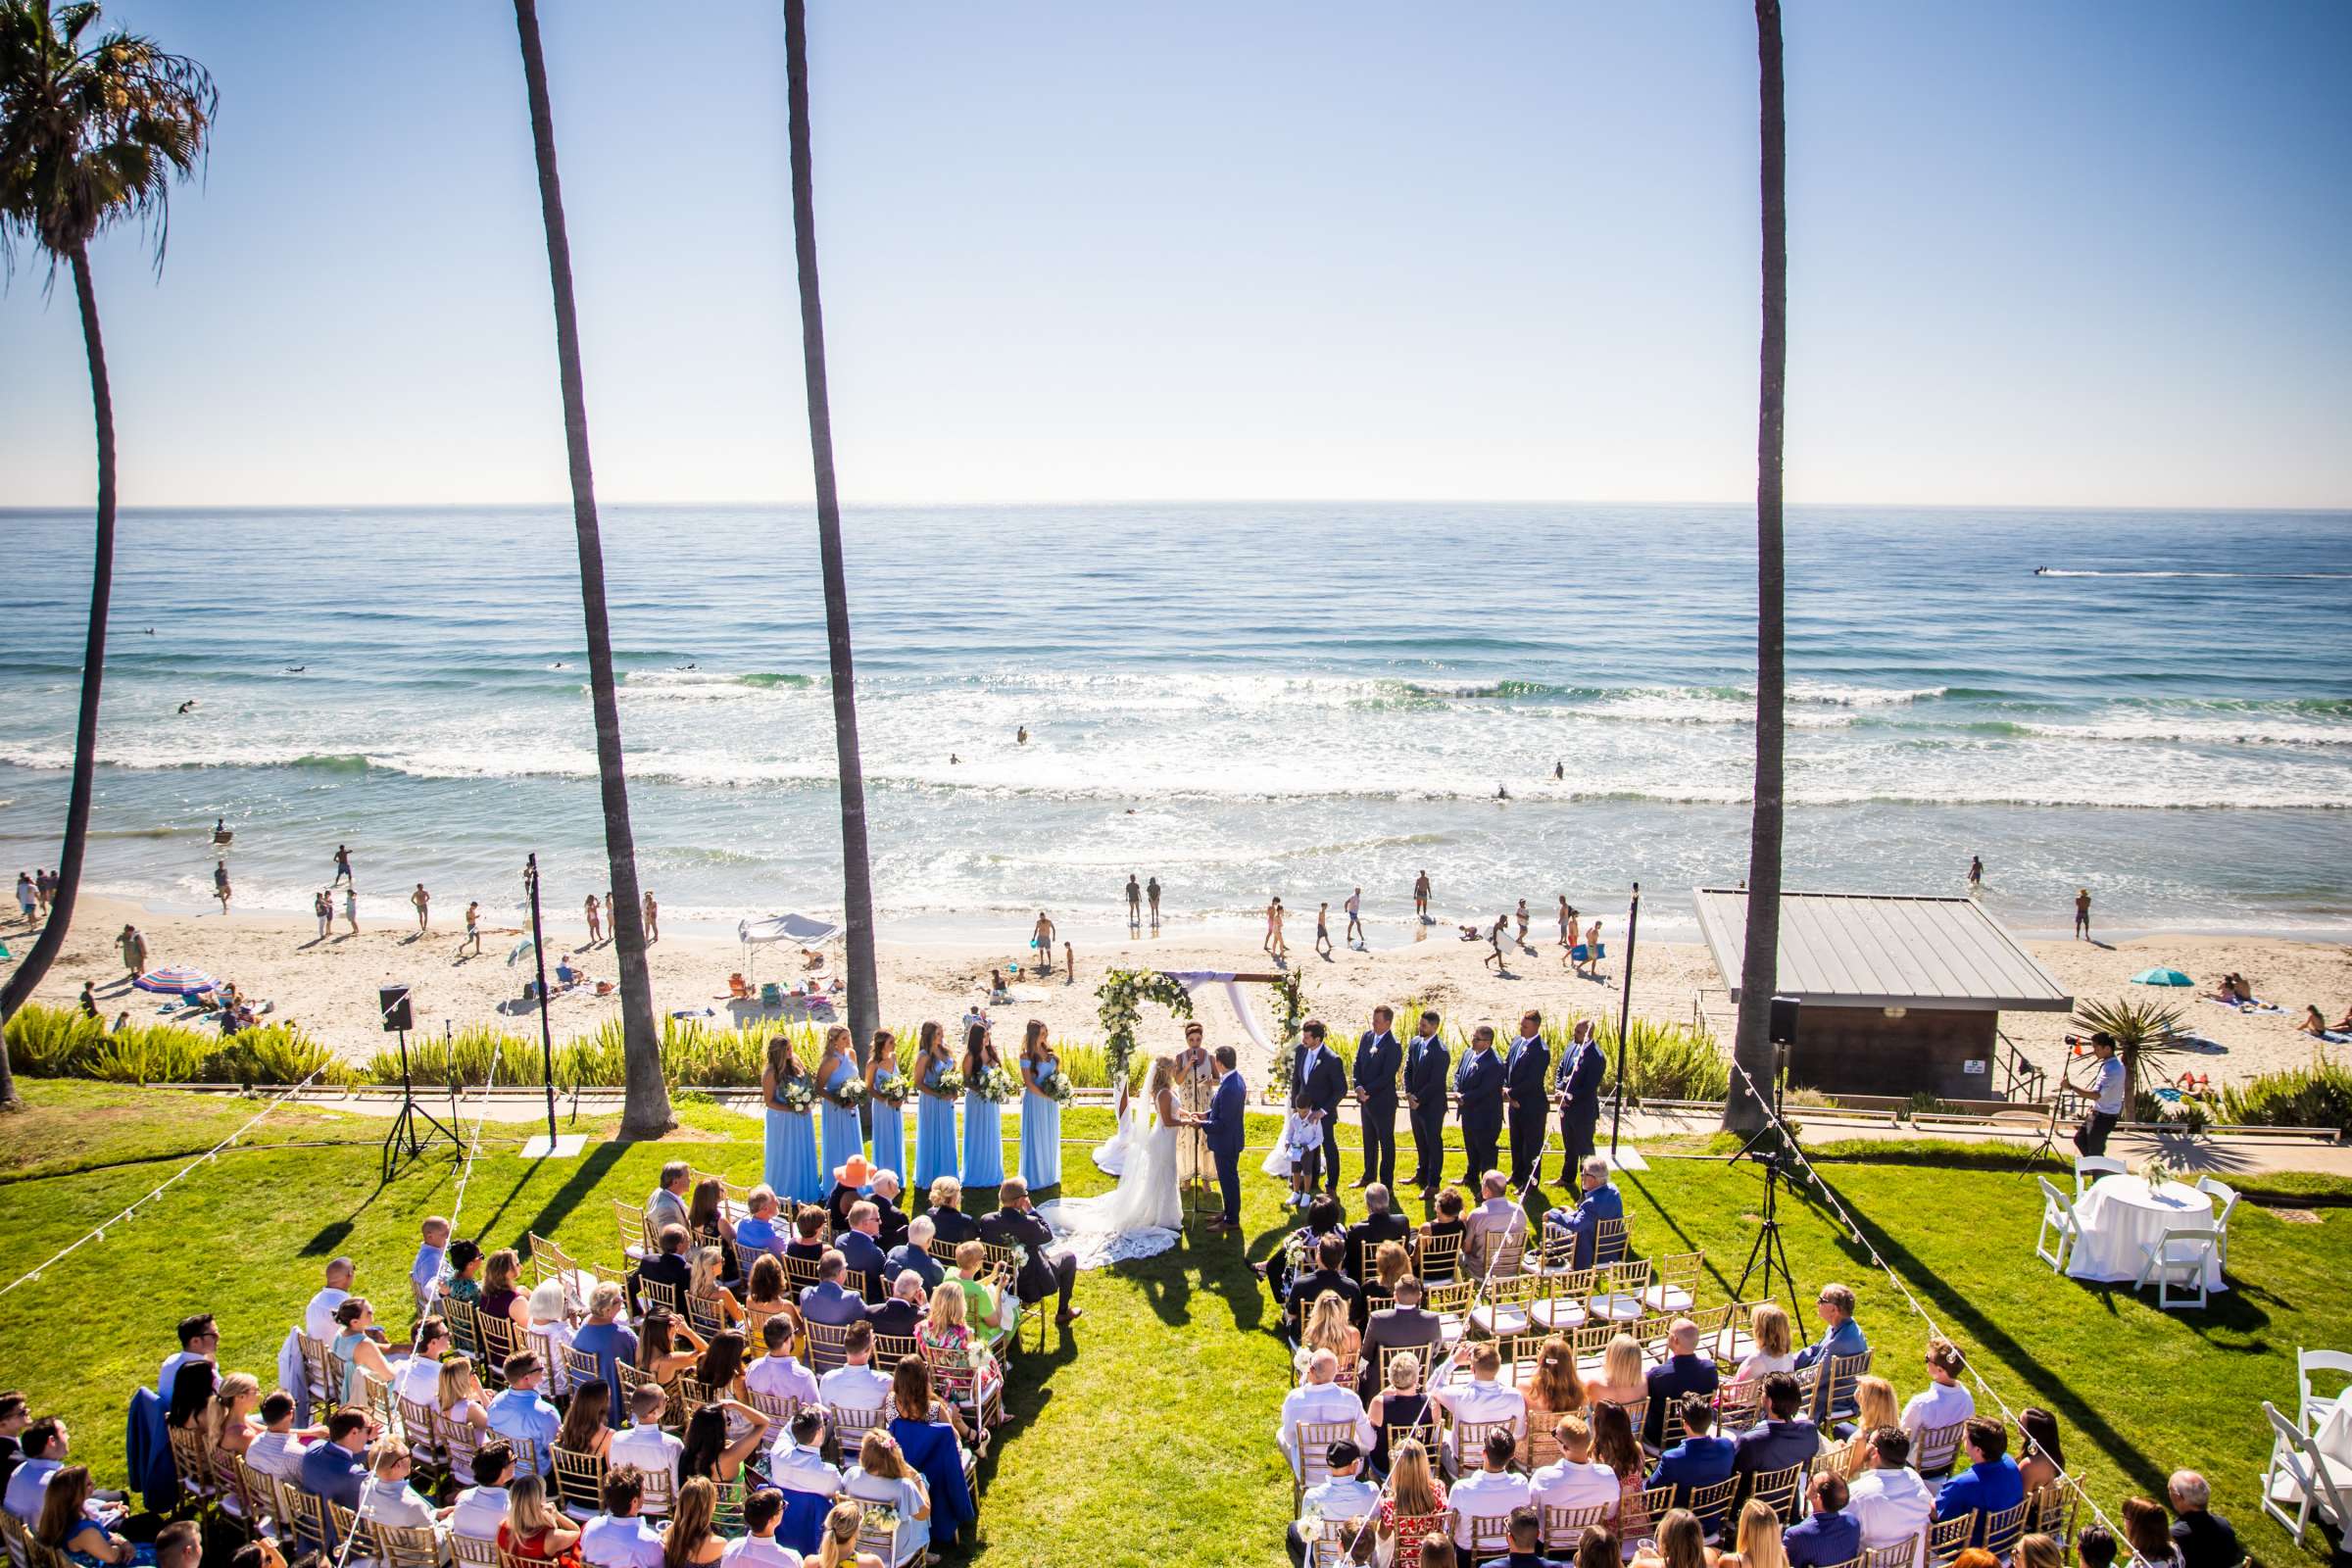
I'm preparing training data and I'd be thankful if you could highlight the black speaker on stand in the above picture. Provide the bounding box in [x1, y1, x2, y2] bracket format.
[380, 981, 458, 1180]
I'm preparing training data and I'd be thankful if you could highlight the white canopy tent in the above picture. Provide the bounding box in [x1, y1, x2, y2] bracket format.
[738, 912, 844, 984]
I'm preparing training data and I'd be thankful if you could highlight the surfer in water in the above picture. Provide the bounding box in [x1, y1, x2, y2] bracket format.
[176, 700, 197, 714]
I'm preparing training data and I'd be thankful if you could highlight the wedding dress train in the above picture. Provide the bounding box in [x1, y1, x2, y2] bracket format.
[1036, 1093, 1183, 1270]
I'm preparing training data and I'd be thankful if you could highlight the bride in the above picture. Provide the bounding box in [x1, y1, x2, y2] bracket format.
[1036, 1053, 1186, 1270]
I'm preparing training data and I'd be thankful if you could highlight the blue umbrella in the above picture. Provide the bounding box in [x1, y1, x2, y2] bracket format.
[2132, 966, 2193, 987]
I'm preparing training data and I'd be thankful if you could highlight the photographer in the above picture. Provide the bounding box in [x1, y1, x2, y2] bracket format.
[2068, 1032, 2125, 1155]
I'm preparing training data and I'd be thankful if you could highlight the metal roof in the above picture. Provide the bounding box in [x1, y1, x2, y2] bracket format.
[1690, 888, 2074, 1012]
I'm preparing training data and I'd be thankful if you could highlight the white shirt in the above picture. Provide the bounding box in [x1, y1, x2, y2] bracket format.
[450, 1486, 509, 1542]
[580, 1514, 667, 1568]
[746, 1355, 821, 1407]
[358, 1480, 438, 1530]
[1530, 1457, 1621, 1514]
[767, 1443, 842, 1499]
[719, 1535, 804, 1568]
[1275, 1381, 1375, 1466]
[1849, 1466, 1936, 1566]
[1449, 1469, 1534, 1545]
[1433, 1376, 1528, 1442]
[305, 1287, 352, 1343]
[819, 1363, 894, 1413]
[5, 1458, 59, 1523]
[609, 1423, 684, 1499]
[1299, 1473, 1381, 1525]
[1900, 1380, 1976, 1441]
[1735, 1351, 1797, 1382]
[396, 1356, 444, 1409]
[2091, 1056, 2126, 1114]
[246, 1431, 309, 1481]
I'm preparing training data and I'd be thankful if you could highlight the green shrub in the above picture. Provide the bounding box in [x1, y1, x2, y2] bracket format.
[2216, 1059, 2352, 1134]
[5, 1004, 348, 1087]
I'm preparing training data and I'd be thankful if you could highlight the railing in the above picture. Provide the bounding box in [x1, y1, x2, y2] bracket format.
[1993, 1029, 2047, 1105]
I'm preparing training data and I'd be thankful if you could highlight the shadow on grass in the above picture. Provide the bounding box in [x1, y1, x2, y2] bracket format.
[300, 1219, 356, 1257]
[510, 1139, 630, 1247]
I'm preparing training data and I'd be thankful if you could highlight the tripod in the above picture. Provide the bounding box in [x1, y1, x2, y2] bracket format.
[1728, 1044, 1797, 1312]
[380, 1024, 459, 1181]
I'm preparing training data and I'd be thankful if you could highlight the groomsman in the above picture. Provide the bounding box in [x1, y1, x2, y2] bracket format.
[1453, 1026, 1505, 1186]
[1554, 1019, 1605, 1181]
[1292, 1019, 1348, 1195]
[1351, 1006, 1402, 1191]
[1403, 1010, 1450, 1194]
[1503, 1010, 1551, 1188]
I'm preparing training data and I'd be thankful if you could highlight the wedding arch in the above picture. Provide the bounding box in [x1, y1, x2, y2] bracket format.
[1095, 966, 1309, 1094]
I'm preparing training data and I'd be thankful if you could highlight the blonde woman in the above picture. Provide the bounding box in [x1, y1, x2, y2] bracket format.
[438, 1354, 490, 1434]
[1585, 1333, 1647, 1407]
[952, 1240, 1018, 1351]
[204, 1373, 263, 1463]
[1521, 1334, 1588, 1423]
[1380, 1437, 1448, 1537]
[1715, 1499, 1786, 1568]
[689, 1247, 746, 1330]
[1295, 1292, 1362, 1384]
[1368, 1354, 1435, 1477]
[497, 1471, 583, 1562]
[1734, 1302, 1795, 1381]
[1030, 1053, 1186, 1268]
[845, 1429, 933, 1567]
[810, 1498, 888, 1568]
[1836, 1378, 1902, 1479]
[918, 1281, 1001, 1447]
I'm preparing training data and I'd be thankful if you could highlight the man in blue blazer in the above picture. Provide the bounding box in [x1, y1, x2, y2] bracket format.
[1502, 1009, 1551, 1189]
[1542, 1155, 1625, 1269]
[1553, 1019, 1606, 1182]
[1452, 1026, 1505, 1187]
[798, 1252, 869, 1327]
[1647, 1396, 1739, 1519]
[833, 1200, 891, 1304]
[1351, 1006, 1402, 1191]
[1201, 1046, 1249, 1231]
[1402, 1010, 1450, 1194]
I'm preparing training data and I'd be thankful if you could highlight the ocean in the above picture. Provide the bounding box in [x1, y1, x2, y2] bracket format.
[2, 503, 2347, 943]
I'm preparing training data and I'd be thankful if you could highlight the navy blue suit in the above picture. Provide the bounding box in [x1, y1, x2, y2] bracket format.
[1205, 1067, 1248, 1225]
[835, 1228, 889, 1303]
[1502, 1034, 1551, 1187]
[1293, 1044, 1347, 1193]
[1453, 1048, 1505, 1184]
[1555, 1035, 1606, 1178]
[799, 1279, 868, 1327]
[1352, 1029, 1401, 1189]
[1403, 1032, 1450, 1188]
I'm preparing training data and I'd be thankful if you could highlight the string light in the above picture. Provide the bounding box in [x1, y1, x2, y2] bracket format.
[1723, 1054, 2135, 1554]
[0, 1067, 325, 1298]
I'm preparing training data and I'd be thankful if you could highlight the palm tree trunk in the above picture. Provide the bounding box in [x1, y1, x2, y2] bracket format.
[512, 0, 672, 1139]
[1726, 0, 1788, 1135]
[0, 242, 118, 1107]
[783, 0, 880, 1054]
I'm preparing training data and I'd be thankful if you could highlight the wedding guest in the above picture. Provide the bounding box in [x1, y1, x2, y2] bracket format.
[1367, 1354, 1434, 1477]
[734, 1187, 786, 1262]
[1901, 1339, 1976, 1451]
[1647, 1396, 1737, 1517]
[1380, 1438, 1449, 1550]
[887, 1360, 975, 1551]
[1733, 1372, 1820, 1495]
[662, 1476, 727, 1568]
[571, 1283, 641, 1421]
[1464, 1170, 1527, 1278]
[1529, 1412, 1619, 1515]
[981, 1176, 1083, 1326]
[452, 1445, 516, 1541]
[647, 1163, 694, 1243]
[1642, 1320, 1720, 1449]
[1449, 1429, 1534, 1550]
[33, 1467, 135, 1566]
[868, 1171, 910, 1250]
[640, 1226, 698, 1311]
[767, 1408, 843, 1552]
[810, 1499, 888, 1568]
[1717, 1499, 1790, 1568]
[678, 1401, 765, 1491]
[636, 1308, 710, 1396]
[354, 1438, 440, 1530]
[1583, 1334, 1647, 1409]
[1288, 1442, 1381, 1568]
[159, 1313, 220, 1400]
[695, 1330, 756, 1414]
[1935, 1419, 2024, 1546]
[885, 1216, 946, 1293]
[203, 1374, 263, 1465]
[744, 1316, 821, 1411]
[924, 1177, 978, 1248]
[1501, 1505, 1575, 1568]
[244, 1394, 313, 1482]
[950, 1241, 1017, 1353]
[1733, 1303, 1796, 1382]
[1543, 1157, 1624, 1271]
[1521, 1335, 1588, 1428]
[1848, 1428, 1934, 1565]
[1296, 1294, 1362, 1385]
[499, 1471, 583, 1563]
[687, 1179, 742, 1284]
[611, 1386, 686, 1508]
[580, 1473, 666, 1568]
[719, 1489, 799, 1568]
[2122, 1497, 2185, 1568]
[819, 1324, 896, 1415]
[527, 1283, 581, 1390]
[917, 1282, 1001, 1447]
[304, 1258, 357, 1342]
[2165, 1476, 2239, 1568]
[1361, 1277, 1444, 1398]
[1279, 1349, 1376, 1474]
[1784, 1474, 1860, 1568]
[2017, 1409, 2066, 1500]
[1630, 1509, 1706, 1568]
[558, 1385, 614, 1462]
[1791, 1284, 1868, 1422]
[2015, 1536, 2064, 1568]
[1592, 1402, 1652, 1542]
[824, 1157, 875, 1240]
[1432, 1343, 1527, 1467]
[1366, 1241, 1412, 1311]
[1838, 1380, 1902, 1468]
[1346, 1183, 1413, 1283]
[846, 1429, 933, 1568]
[800, 1253, 868, 1329]
[488, 1351, 563, 1474]
[834, 1203, 891, 1305]
[2076, 1526, 2119, 1568]
[327, 1298, 399, 1407]
[868, 1271, 928, 1341]
[1285, 1236, 1365, 1334]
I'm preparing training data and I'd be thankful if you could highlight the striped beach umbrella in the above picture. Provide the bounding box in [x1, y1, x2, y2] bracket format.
[134, 965, 219, 996]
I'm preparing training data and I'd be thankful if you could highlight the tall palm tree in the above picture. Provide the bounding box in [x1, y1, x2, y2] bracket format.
[511, 0, 671, 1138]
[0, 0, 215, 1108]
[782, 0, 880, 1053]
[1726, 0, 1788, 1135]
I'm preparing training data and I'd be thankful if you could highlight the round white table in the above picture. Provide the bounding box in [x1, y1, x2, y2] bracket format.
[2065, 1174, 2226, 1290]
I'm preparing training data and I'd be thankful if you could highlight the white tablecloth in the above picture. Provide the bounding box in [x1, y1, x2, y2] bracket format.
[2066, 1174, 2225, 1290]
[2314, 1395, 2352, 1468]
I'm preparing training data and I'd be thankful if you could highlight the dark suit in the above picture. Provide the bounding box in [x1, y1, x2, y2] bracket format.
[1403, 1033, 1450, 1189]
[1292, 1043, 1347, 1193]
[882, 1243, 944, 1292]
[1358, 1304, 1443, 1397]
[1502, 1033, 1551, 1188]
[1555, 1035, 1606, 1179]
[1344, 1210, 1411, 1285]
[1352, 1029, 1402, 1189]
[1205, 1069, 1248, 1225]
[634, 1249, 692, 1313]
[866, 1298, 921, 1340]
[927, 1205, 979, 1248]
[1733, 1417, 1821, 1501]
[1284, 1267, 1363, 1336]
[1642, 1352, 1721, 1448]
[873, 1197, 909, 1251]
[981, 1205, 1076, 1316]
[835, 1228, 889, 1303]
[1453, 1049, 1504, 1185]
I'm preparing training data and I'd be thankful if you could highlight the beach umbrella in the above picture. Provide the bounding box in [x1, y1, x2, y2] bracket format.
[134, 965, 218, 996]
[2131, 966, 2194, 987]
[507, 937, 538, 967]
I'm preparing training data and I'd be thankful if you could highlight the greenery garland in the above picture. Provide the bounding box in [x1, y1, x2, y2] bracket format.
[1095, 967, 1197, 1090]
[1266, 972, 1308, 1098]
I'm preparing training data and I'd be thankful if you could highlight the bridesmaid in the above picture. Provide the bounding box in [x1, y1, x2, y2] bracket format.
[761, 1034, 821, 1205]
[1017, 1019, 1062, 1193]
[912, 1022, 960, 1193]
[866, 1028, 907, 1180]
[959, 1021, 1005, 1194]
[816, 1025, 865, 1179]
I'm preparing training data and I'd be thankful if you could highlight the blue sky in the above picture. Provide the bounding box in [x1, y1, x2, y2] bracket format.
[4, 0, 2348, 508]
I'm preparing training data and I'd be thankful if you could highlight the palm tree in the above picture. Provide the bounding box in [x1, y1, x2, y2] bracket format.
[0, 0, 215, 1109]
[510, 0, 671, 1138]
[2071, 997, 2186, 1116]
[781, 0, 880, 1053]
[1725, 0, 1788, 1135]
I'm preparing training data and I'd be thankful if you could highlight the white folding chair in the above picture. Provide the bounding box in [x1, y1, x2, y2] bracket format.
[2034, 1177, 2080, 1273]
[2297, 1348, 2352, 1432]
[2262, 1398, 2351, 1547]
[2134, 1221, 2217, 1311]
[2195, 1176, 2239, 1272]
[2072, 1155, 2125, 1200]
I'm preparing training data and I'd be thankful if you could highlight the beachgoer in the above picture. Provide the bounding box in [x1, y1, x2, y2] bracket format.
[1147, 876, 1161, 927]
[333, 844, 352, 885]
[1514, 900, 1530, 947]
[464, 901, 483, 956]
[14, 872, 32, 924]
[1031, 911, 1055, 974]
[2295, 1005, 2328, 1038]
[118, 924, 146, 978]
[643, 891, 660, 944]
[1968, 856, 1984, 896]
[314, 891, 332, 941]
[1016, 725, 1028, 745]
[1484, 914, 1509, 973]
[2074, 888, 2091, 941]
[1583, 920, 1604, 977]
[342, 886, 359, 934]
[603, 891, 614, 934]
[1557, 898, 1573, 949]
[1265, 899, 1288, 961]
[1126, 875, 1142, 928]
[1345, 887, 1363, 949]
[176, 700, 195, 714]
[1554, 760, 1564, 780]
[214, 860, 232, 915]
[584, 895, 602, 944]
[1413, 870, 1431, 923]
[1063, 941, 1074, 986]
[412, 883, 430, 934]
[78, 981, 98, 1018]
[1315, 903, 1334, 959]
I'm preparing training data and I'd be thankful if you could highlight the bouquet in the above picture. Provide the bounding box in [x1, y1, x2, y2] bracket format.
[976, 1065, 1022, 1104]
[1281, 1227, 1312, 1276]
[1041, 1066, 1075, 1105]
[2135, 1155, 2175, 1187]
[871, 1072, 911, 1107]
[930, 1066, 967, 1099]
[777, 1077, 817, 1114]
[835, 1078, 871, 1109]
[859, 1503, 901, 1534]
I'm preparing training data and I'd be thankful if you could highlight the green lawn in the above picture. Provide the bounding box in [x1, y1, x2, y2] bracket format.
[0, 1082, 2345, 1566]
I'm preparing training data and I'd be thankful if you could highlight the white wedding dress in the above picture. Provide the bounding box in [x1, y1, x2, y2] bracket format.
[1036, 1085, 1184, 1270]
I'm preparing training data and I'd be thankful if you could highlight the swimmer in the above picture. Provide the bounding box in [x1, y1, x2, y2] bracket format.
[284, 664, 306, 672]
[177, 700, 197, 714]
[1016, 725, 1029, 745]
[950, 753, 959, 764]
[1495, 783, 1510, 801]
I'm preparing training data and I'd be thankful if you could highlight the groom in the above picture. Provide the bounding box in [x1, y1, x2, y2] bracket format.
[1292, 1020, 1347, 1196]
[1201, 1046, 1249, 1232]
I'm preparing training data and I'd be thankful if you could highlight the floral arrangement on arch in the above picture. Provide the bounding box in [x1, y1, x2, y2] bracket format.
[1266, 973, 1309, 1099]
[1095, 967, 1198, 1091]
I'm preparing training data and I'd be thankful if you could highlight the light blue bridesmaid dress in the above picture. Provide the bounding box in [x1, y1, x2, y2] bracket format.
[821, 1057, 864, 1180]
[913, 1056, 959, 1192]
[961, 1062, 1005, 1194]
[765, 1074, 822, 1205]
[868, 1059, 907, 1180]
[1018, 1054, 1061, 1192]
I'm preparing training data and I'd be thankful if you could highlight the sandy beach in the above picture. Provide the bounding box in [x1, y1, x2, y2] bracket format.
[14, 893, 2347, 1092]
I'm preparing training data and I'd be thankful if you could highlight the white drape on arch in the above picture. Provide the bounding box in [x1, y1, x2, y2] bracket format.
[1091, 970, 1276, 1176]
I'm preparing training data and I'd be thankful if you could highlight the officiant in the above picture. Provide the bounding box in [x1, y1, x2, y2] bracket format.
[1174, 1021, 1217, 1195]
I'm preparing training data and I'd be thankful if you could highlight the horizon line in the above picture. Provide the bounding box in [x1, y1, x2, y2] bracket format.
[6, 498, 2350, 516]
